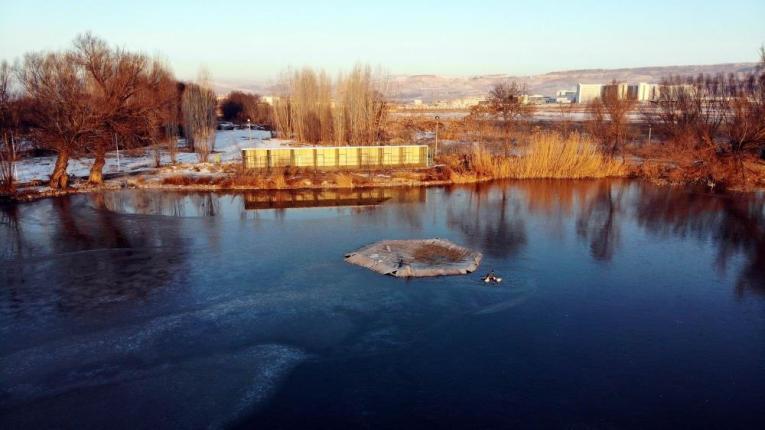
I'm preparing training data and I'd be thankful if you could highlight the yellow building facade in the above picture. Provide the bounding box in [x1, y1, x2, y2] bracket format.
[242, 145, 429, 170]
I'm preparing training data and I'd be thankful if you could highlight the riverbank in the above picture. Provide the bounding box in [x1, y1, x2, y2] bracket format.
[4, 132, 764, 203]
[2, 164, 474, 203]
[5, 158, 764, 204]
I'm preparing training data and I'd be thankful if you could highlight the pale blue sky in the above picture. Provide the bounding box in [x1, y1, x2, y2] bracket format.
[1, 0, 763, 81]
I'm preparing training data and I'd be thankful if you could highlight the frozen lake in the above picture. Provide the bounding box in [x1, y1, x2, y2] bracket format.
[1, 180, 764, 428]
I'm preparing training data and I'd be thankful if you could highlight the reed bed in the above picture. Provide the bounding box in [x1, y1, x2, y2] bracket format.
[443, 132, 627, 181]
[511, 132, 627, 179]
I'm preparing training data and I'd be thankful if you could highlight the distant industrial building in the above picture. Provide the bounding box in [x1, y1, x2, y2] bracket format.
[632, 83, 661, 102]
[575, 84, 604, 104]
[400, 96, 485, 110]
[575, 82, 661, 104]
[555, 90, 577, 103]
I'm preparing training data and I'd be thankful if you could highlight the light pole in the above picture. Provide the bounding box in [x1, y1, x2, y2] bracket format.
[114, 134, 121, 172]
[247, 118, 252, 141]
[434, 115, 440, 161]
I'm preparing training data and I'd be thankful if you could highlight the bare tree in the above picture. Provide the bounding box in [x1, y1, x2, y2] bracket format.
[557, 100, 576, 136]
[72, 34, 178, 182]
[154, 68, 181, 166]
[587, 81, 637, 157]
[74, 33, 154, 183]
[486, 80, 534, 148]
[273, 64, 389, 145]
[164, 81, 183, 164]
[644, 74, 728, 151]
[0, 60, 19, 194]
[220, 91, 271, 126]
[724, 50, 765, 155]
[181, 72, 217, 162]
[19, 51, 99, 189]
[334, 64, 389, 146]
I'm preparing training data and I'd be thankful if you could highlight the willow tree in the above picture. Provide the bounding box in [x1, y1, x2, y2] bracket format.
[273, 64, 389, 145]
[274, 68, 332, 144]
[334, 64, 389, 146]
[19, 51, 99, 189]
[181, 73, 217, 162]
[74, 33, 176, 184]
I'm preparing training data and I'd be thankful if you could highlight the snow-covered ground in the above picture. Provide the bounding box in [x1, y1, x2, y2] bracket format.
[14, 129, 292, 183]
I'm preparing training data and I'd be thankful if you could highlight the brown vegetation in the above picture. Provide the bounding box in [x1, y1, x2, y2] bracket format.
[587, 81, 637, 157]
[181, 71, 217, 162]
[274, 64, 388, 145]
[15, 33, 180, 189]
[220, 91, 271, 126]
[412, 242, 471, 264]
[0, 61, 19, 194]
[440, 132, 626, 182]
[639, 49, 765, 188]
[73, 33, 177, 184]
[485, 80, 535, 147]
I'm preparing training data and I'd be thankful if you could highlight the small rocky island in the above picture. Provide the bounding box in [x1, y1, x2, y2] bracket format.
[345, 239, 482, 277]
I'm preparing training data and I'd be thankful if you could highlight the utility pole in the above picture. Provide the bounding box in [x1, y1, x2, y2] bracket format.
[647, 125, 652, 146]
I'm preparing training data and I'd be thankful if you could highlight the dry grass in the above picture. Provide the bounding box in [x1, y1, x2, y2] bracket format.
[511, 132, 627, 179]
[632, 147, 765, 190]
[270, 170, 288, 189]
[412, 243, 470, 264]
[162, 175, 219, 186]
[441, 132, 627, 181]
[334, 172, 354, 188]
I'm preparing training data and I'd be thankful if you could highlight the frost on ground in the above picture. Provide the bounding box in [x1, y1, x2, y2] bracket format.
[13, 129, 286, 183]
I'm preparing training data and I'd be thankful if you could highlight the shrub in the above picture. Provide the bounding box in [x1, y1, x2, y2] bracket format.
[334, 172, 354, 188]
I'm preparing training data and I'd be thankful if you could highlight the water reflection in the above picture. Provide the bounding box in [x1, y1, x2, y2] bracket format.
[441, 179, 764, 295]
[445, 185, 527, 259]
[96, 188, 427, 217]
[0, 195, 189, 322]
[3, 181, 763, 311]
[575, 182, 623, 261]
[634, 186, 765, 296]
[0, 203, 23, 259]
[1, 180, 764, 427]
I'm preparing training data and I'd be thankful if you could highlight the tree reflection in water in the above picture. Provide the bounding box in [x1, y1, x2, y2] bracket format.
[0, 194, 190, 320]
[3, 182, 762, 323]
[445, 180, 764, 297]
[445, 184, 527, 259]
[575, 181, 623, 261]
[0, 203, 23, 259]
[634, 186, 765, 297]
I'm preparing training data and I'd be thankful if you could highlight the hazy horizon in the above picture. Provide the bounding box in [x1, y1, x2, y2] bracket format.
[1, 0, 763, 81]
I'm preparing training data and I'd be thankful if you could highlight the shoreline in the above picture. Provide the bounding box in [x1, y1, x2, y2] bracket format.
[3, 174, 483, 203]
[4, 158, 764, 203]
[6, 172, 762, 204]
